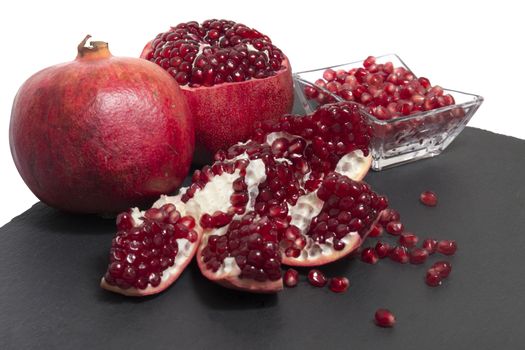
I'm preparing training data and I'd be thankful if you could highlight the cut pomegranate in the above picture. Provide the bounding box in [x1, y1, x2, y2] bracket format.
[141, 19, 294, 156]
[329, 277, 350, 293]
[436, 240, 457, 256]
[284, 268, 299, 287]
[432, 261, 452, 278]
[375, 309, 396, 327]
[308, 269, 327, 287]
[102, 101, 383, 295]
[101, 201, 201, 296]
[361, 247, 379, 264]
[420, 191, 438, 206]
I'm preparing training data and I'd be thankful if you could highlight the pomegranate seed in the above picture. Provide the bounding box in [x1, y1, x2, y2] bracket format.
[284, 269, 299, 287]
[386, 221, 404, 235]
[368, 223, 383, 237]
[379, 209, 400, 225]
[329, 277, 350, 293]
[436, 240, 457, 256]
[409, 248, 428, 264]
[375, 241, 391, 259]
[389, 246, 409, 264]
[399, 232, 418, 247]
[116, 212, 134, 230]
[374, 309, 396, 327]
[425, 268, 443, 287]
[308, 269, 327, 287]
[432, 261, 452, 278]
[422, 238, 438, 254]
[361, 248, 379, 264]
[420, 191, 438, 206]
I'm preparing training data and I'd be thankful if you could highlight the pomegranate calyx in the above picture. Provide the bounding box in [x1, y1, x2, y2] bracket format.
[77, 35, 111, 59]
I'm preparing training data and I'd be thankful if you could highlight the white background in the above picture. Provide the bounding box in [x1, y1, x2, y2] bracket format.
[0, 0, 524, 226]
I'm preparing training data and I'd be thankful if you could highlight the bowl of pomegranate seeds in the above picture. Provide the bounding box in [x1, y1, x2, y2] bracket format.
[294, 54, 483, 170]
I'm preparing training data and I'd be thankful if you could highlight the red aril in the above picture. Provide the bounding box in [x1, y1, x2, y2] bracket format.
[420, 191, 438, 206]
[432, 261, 452, 278]
[10, 36, 194, 214]
[409, 248, 429, 265]
[437, 240, 457, 256]
[386, 221, 404, 235]
[329, 277, 350, 293]
[399, 232, 418, 247]
[389, 246, 409, 264]
[361, 248, 379, 264]
[141, 20, 293, 158]
[425, 268, 443, 287]
[308, 269, 327, 287]
[284, 269, 299, 287]
[375, 241, 391, 259]
[375, 309, 396, 327]
[422, 238, 438, 254]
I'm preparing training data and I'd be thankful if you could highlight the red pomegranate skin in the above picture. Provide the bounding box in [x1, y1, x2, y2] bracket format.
[141, 42, 294, 158]
[10, 40, 194, 214]
[182, 58, 293, 155]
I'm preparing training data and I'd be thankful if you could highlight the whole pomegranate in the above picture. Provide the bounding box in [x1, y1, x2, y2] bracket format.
[140, 19, 294, 160]
[9, 36, 194, 214]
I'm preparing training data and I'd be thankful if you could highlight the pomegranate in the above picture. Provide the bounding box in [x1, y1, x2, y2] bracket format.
[10, 36, 194, 214]
[101, 102, 378, 295]
[284, 269, 299, 288]
[437, 240, 457, 255]
[141, 19, 294, 158]
[308, 269, 327, 287]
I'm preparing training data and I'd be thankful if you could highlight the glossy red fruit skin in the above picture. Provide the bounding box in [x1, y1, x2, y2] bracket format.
[10, 38, 194, 214]
[141, 42, 293, 159]
[375, 308, 396, 327]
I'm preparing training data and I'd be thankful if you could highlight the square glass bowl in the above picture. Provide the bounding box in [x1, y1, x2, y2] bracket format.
[293, 54, 484, 170]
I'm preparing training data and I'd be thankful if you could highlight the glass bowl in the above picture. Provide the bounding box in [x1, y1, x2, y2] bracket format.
[293, 54, 484, 170]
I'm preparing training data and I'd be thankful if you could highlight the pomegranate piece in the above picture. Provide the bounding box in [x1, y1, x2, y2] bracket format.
[329, 277, 350, 293]
[386, 221, 404, 236]
[284, 269, 299, 288]
[409, 248, 429, 265]
[308, 269, 328, 287]
[425, 268, 443, 287]
[420, 191, 438, 206]
[432, 261, 452, 278]
[101, 204, 201, 296]
[422, 238, 438, 254]
[399, 232, 418, 247]
[141, 19, 294, 155]
[361, 248, 379, 264]
[375, 309, 396, 328]
[436, 240, 457, 256]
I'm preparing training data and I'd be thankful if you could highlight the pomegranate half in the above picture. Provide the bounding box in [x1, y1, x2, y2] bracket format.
[101, 102, 379, 295]
[10, 36, 194, 214]
[140, 19, 294, 160]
